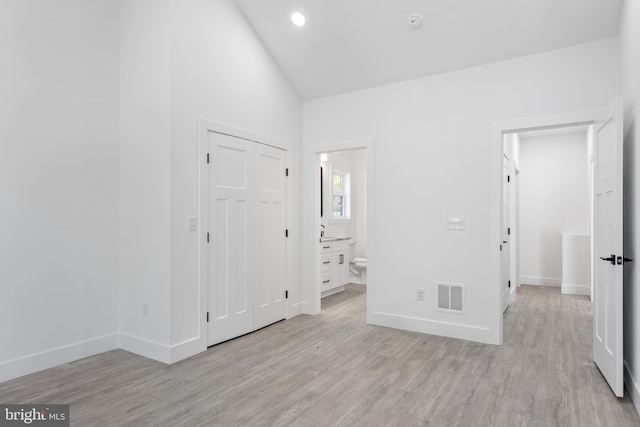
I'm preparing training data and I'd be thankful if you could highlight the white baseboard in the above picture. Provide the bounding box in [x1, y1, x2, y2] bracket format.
[169, 337, 205, 364]
[288, 301, 304, 318]
[561, 283, 590, 296]
[300, 301, 318, 315]
[118, 333, 171, 364]
[369, 312, 497, 345]
[321, 286, 345, 298]
[625, 360, 640, 417]
[521, 275, 561, 287]
[0, 334, 118, 383]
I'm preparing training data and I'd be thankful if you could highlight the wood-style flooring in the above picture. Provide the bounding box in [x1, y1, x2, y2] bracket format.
[1, 285, 639, 426]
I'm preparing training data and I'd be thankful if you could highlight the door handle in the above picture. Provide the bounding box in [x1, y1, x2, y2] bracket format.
[503, 241, 508, 244]
[600, 254, 616, 265]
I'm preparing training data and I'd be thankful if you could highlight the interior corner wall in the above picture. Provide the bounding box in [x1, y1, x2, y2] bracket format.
[620, 0, 640, 415]
[167, 0, 303, 355]
[303, 37, 619, 345]
[518, 132, 590, 287]
[0, 0, 120, 382]
[118, 0, 172, 360]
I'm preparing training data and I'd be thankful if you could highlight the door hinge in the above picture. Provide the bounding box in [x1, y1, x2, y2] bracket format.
[207, 232, 210, 243]
[508, 280, 511, 288]
[500, 244, 502, 251]
[285, 168, 289, 176]
[207, 153, 210, 164]
[206, 311, 209, 322]
[285, 290, 289, 299]
[285, 229, 289, 238]
[508, 228, 511, 235]
[507, 175, 511, 183]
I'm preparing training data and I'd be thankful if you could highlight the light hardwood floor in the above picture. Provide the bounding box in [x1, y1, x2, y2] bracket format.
[1, 285, 639, 426]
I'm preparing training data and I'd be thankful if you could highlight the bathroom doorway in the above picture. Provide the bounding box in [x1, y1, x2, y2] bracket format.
[306, 138, 374, 320]
[319, 149, 368, 310]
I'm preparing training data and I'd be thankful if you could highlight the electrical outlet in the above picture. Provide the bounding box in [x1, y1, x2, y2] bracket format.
[417, 288, 425, 301]
[447, 217, 465, 230]
[142, 302, 149, 318]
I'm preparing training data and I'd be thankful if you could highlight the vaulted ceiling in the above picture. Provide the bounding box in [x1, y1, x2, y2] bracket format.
[234, 0, 623, 100]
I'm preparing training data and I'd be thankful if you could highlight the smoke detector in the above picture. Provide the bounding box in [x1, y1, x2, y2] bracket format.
[407, 14, 423, 29]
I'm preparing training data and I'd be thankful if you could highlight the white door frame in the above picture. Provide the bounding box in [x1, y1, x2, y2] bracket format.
[501, 154, 511, 312]
[198, 118, 293, 352]
[491, 109, 603, 344]
[302, 139, 375, 320]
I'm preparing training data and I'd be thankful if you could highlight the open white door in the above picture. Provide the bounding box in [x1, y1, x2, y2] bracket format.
[593, 98, 624, 397]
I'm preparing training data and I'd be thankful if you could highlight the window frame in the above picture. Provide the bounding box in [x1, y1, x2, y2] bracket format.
[330, 168, 351, 223]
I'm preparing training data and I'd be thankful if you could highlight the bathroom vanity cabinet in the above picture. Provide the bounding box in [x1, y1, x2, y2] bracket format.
[320, 240, 349, 295]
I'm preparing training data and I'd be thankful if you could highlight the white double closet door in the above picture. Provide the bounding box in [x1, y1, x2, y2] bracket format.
[207, 132, 287, 346]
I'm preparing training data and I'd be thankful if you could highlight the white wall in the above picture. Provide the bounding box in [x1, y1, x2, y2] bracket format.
[118, 0, 172, 358]
[0, 0, 120, 382]
[303, 38, 619, 344]
[167, 0, 302, 355]
[119, 0, 302, 361]
[353, 150, 368, 259]
[620, 0, 640, 415]
[518, 131, 590, 286]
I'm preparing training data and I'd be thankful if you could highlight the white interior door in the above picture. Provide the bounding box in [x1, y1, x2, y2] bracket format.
[593, 98, 624, 397]
[253, 144, 287, 329]
[502, 155, 511, 312]
[207, 132, 255, 346]
[509, 167, 518, 303]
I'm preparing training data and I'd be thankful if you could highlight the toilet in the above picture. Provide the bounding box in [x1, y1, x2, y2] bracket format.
[348, 241, 367, 285]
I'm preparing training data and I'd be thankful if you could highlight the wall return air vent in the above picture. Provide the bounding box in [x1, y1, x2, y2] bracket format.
[437, 283, 465, 313]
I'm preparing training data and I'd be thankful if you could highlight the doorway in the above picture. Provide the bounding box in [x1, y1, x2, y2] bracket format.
[492, 99, 625, 397]
[305, 139, 375, 321]
[502, 125, 594, 313]
[319, 149, 367, 308]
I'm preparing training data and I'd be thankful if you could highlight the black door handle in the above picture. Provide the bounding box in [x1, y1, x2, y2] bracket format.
[624, 257, 633, 262]
[600, 254, 616, 265]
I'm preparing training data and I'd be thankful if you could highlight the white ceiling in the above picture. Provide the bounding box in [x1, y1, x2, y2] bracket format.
[234, 0, 623, 100]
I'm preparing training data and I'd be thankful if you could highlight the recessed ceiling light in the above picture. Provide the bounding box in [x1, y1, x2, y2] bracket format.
[291, 12, 306, 27]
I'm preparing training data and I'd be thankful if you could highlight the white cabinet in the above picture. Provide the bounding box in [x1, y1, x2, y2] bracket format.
[320, 240, 349, 295]
[331, 240, 349, 287]
[320, 245, 332, 291]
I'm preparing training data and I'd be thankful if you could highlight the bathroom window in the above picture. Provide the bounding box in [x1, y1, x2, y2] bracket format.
[331, 169, 350, 222]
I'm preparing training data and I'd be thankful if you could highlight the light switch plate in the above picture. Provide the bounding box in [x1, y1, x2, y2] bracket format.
[448, 217, 465, 230]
